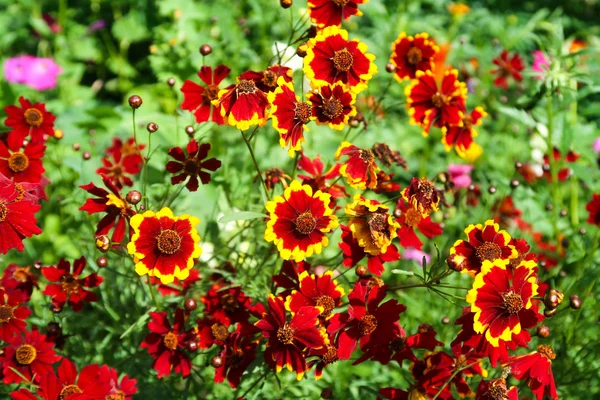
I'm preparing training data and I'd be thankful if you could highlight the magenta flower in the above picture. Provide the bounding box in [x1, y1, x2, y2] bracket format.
[403, 248, 431, 264]
[3, 56, 61, 91]
[593, 138, 600, 153]
[448, 164, 473, 188]
[532, 50, 550, 79]
[3, 56, 35, 85]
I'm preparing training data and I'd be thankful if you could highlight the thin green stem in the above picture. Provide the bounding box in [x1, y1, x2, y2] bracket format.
[241, 129, 270, 201]
[146, 278, 160, 310]
[546, 96, 559, 239]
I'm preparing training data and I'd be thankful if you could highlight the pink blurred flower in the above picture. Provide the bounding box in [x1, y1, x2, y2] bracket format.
[532, 50, 550, 79]
[3, 56, 61, 91]
[403, 248, 431, 264]
[593, 138, 600, 153]
[3, 56, 35, 84]
[448, 164, 473, 188]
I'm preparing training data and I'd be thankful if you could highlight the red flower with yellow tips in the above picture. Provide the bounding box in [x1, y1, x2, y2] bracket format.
[0, 138, 45, 183]
[285, 270, 344, 319]
[449, 219, 517, 276]
[304, 26, 377, 93]
[405, 69, 467, 135]
[401, 177, 441, 218]
[0, 179, 42, 254]
[265, 180, 338, 262]
[297, 153, 348, 203]
[339, 224, 401, 276]
[395, 197, 443, 250]
[181, 64, 231, 125]
[255, 295, 327, 380]
[308, 83, 356, 130]
[308, 0, 367, 28]
[335, 141, 380, 189]
[389, 32, 439, 81]
[0, 288, 31, 342]
[441, 107, 487, 153]
[213, 329, 258, 388]
[4, 97, 56, 148]
[268, 76, 313, 156]
[505, 344, 558, 400]
[242, 64, 293, 93]
[466, 259, 542, 347]
[127, 207, 202, 285]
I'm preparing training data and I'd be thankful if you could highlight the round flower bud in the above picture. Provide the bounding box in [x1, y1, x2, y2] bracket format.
[321, 388, 333, 399]
[280, 0, 293, 8]
[185, 298, 197, 311]
[128, 95, 143, 109]
[514, 161, 523, 169]
[96, 235, 111, 253]
[147, 122, 159, 133]
[569, 294, 581, 309]
[441, 316, 450, 325]
[82, 152, 91, 160]
[544, 308, 557, 318]
[536, 325, 550, 338]
[33, 260, 43, 269]
[446, 255, 464, 272]
[72, 143, 80, 151]
[355, 265, 368, 277]
[187, 341, 199, 352]
[211, 355, 224, 368]
[510, 179, 520, 188]
[97, 256, 108, 268]
[167, 77, 176, 87]
[544, 289, 564, 310]
[560, 209, 568, 217]
[200, 44, 212, 56]
[126, 190, 142, 205]
[185, 125, 195, 136]
[46, 322, 62, 336]
[51, 304, 62, 313]
[385, 63, 396, 73]
[488, 186, 497, 194]
[54, 129, 64, 140]
[545, 204, 553, 211]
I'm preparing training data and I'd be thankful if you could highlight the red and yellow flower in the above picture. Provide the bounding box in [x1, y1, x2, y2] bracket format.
[505, 345, 558, 400]
[268, 76, 313, 156]
[265, 180, 338, 262]
[339, 224, 401, 276]
[297, 153, 348, 203]
[0, 179, 42, 254]
[127, 207, 202, 284]
[441, 106, 487, 153]
[405, 69, 467, 135]
[449, 219, 517, 276]
[308, 83, 356, 130]
[476, 378, 518, 400]
[213, 72, 270, 130]
[466, 259, 541, 347]
[401, 177, 441, 218]
[308, 0, 367, 28]
[181, 64, 231, 125]
[285, 270, 344, 319]
[335, 141, 379, 189]
[201, 281, 264, 326]
[395, 197, 443, 250]
[304, 26, 377, 93]
[0, 288, 31, 342]
[0, 138, 45, 183]
[241, 64, 293, 93]
[213, 329, 258, 388]
[4, 97, 56, 148]
[389, 32, 439, 81]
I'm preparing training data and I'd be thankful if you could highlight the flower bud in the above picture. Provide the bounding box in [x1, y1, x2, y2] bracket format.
[559, 209, 567, 217]
[385, 63, 396, 73]
[544, 308, 557, 318]
[187, 341, 199, 352]
[544, 289, 564, 310]
[147, 122, 159, 133]
[355, 265, 367, 277]
[128, 95, 143, 109]
[73, 143, 80, 151]
[46, 322, 62, 336]
[185, 298, 197, 311]
[510, 179, 520, 188]
[321, 388, 333, 399]
[569, 294, 581, 309]
[296, 44, 308, 58]
[488, 185, 496, 194]
[82, 151, 91, 160]
[95, 235, 111, 253]
[97, 256, 108, 268]
[536, 325, 550, 338]
[280, 0, 293, 8]
[185, 125, 195, 136]
[441, 316, 450, 324]
[200, 44, 212, 56]
[167, 77, 176, 87]
[54, 129, 64, 140]
[211, 355, 224, 368]
[446, 254, 464, 272]
[126, 190, 142, 205]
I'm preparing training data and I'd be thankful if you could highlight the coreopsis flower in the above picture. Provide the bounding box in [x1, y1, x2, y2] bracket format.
[297, 153, 347, 202]
[506, 345, 558, 400]
[272, 260, 311, 297]
[4, 96, 56, 148]
[141, 309, 194, 378]
[372, 143, 408, 170]
[102, 364, 138, 399]
[307, 0, 367, 27]
[329, 283, 406, 360]
[0, 179, 42, 254]
[213, 72, 270, 130]
[395, 198, 443, 250]
[339, 224, 401, 276]
[255, 295, 327, 379]
[476, 378, 518, 400]
[542, 148, 579, 182]
[304, 26, 377, 93]
[493, 196, 532, 232]
[79, 175, 135, 243]
[448, 219, 517, 276]
[441, 107, 487, 153]
[0, 288, 31, 341]
[0, 172, 48, 203]
[306, 340, 339, 380]
[285, 270, 344, 319]
[268, 76, 313, 156]
[201, 281, 265, 326]
[405, 69, 467, 135]
[261, 167, 292, 190]
[1, 264, 38, 302]
[466, 259, 542, 347]
[42, 257, 104, 312]
[308, 83, 357, 130]
[127, 207, 202, 284]
[491, 50, 525, 89]
[0, 329, 61, 384]
[335, 141, 380, 189]
[96, 138, 145, 189]
[264, 180, 338, 262]
[0, 137, 45, 183]
[345, 195, 400, 257]
[372, 171, 401, 194]
[402, 177, 441, 218]
[242, 64, 293, 93]
[389, 32, 439, 81]
[166, 139, 222, 191]
[196, 317, 231, 349]
[181, 64, 231, 124]
[36, 358, 112, 399]
[213, 329, 258, 388]
[586, 194, 600, 226]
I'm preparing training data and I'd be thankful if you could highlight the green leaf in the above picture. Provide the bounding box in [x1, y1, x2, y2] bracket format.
[120, 310, 152, 339]
[497, 106, 537, 128]
[112, 11, 150, 43]
[219, 211, 267, 224]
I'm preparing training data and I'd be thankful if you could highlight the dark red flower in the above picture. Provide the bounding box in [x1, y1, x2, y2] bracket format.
[586, 193, 600, 226]
[42, 257, 104, 312]
[285, 270, 344, 319]
[395, 197, 443, 250]
[476, 378, 518, 400]
[241, 64, 293, 93]
[492, 50, 525, 89]
[0, 288, 31, 341]
[0, 136, 45, 183]
[201, 281, 264, 326]
[339, 224, 401, 276]
[213, 328, 258, 388]
[401, 177, 441, 218]
[196, 316, 232, 350]
[0, 178, 42, 254]
[1, 264, 38, 302]
[96, 138, 144, 189]
[4, 97, 56, 148]
[181, 64, 231, 125]
[308, 0, 367, 27]
[166, 139, 222, 191]
[306, 339, 340, 380]
[335, 141, 380, 189]
[271, 260, 311, 298]
[506, 345, 558, 400]
[542, 147, 579, 182]
[308, 83, 357, 130]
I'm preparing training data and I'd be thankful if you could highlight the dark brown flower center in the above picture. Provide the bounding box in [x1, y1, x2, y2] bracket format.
[262, 71, 277, 88]
[486, 379, 509, 400]
[406, 47, 423, 65]
[509, 253, 524, 269]
[59, 385, 83, 400]
[24, 108, 43, 127]
[322, 345, 338, 364]
[315, 295, 336, 317]
[476, 242, 502, 262]
[431, 92, 449, 108]
[106, 390, 126, 400]
[15, 344, 37, 365]
[322, 97, 343, 120]
[110, 164, 124, 178]
[220, 293, 239, 311]
[0, 305, 14, 323]
[294, 102, 312, 124]
[237, 79, 257, 94]
[333, 0, 350, 5]
[359, 313, 377, 336]
[60, 274, 81, 294]
[537, 344, 556, 360]
[8, 152, 29, 173]
[229, 348, 244, 366]
[13, 268, 29, 282]
[389, 338, 406, 352]
[0, 202, 7, 222]
[368, 213, 388, 233]
[502, 291, 524, 314]
[404, 207, 422, 227]
[333, 49, 354, 72]
[156, 229, 181, 255]
[359, 149, 374, 163]
[462, 115, 473, 130]
[184, 159, 199, 175]
[14, 183, 25, 202]
[211, 323, 229, 341]
[295, 211, 317, 235]
[204, 84, 220, 101]
[163, 331, 179, 350]
[277, 323, 295, 345]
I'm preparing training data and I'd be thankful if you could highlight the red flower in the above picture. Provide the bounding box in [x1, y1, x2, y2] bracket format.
[415, 351, 483, 399]
[96, 138, 144, 189]
[401, 177, 441, 217]
[308, 0, 367, 27]
[4, 97, 56, 148]
[492, 50, 525, 89]
[390, 32, 439, 81]
[308, 83, 357, 130]
[213, 328, 258, 388]
[306, 339, 339, 380]
[153, 269, 201, 297]
[0, 178, 42, 254]
[271, 260, 311, 298]
[102, 364, 138, 399]
[42, 257, 104, 312]
[79, 175, 135, 243]
[213, 72, 270, 130]
[506, 345, 558, 400]
[339, 224, 401, 276]
[166, 139, 222, 191]
[1, 264, 38, 302]
[0, 288, 31, 341]
[241, 65, 293, 93]
[140, 309, 193, 378]
[395, 197, 443, 250]
[285, 270, 344, 319]
[255, 295, 327, 379]
[181, 64, 231, 125]
[0, 329, 61, 384]
[328, 283, 406, 360]
[476, 378, 518, 400]
[586, 193, 600, 226]
[196, 316, 232, 350]
[372, 171, 401, 194]
[441, 107, 487, 153]
[335, 141, 380, 189]
[0, 136, 45, 183]
[201, 281, 265, 326]
[405, 69, 467, 135]
[542, 147, 579, 182]
[297, 153, 347, 202]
